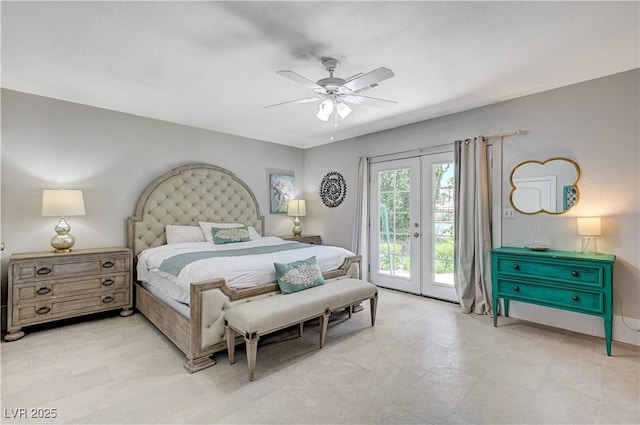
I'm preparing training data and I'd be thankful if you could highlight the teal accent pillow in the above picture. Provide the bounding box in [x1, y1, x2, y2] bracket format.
[274, 256, 325, 294]
[211, 226, 251, 244]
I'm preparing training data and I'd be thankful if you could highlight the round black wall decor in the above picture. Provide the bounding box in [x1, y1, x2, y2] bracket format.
[319, 171, 347, 208]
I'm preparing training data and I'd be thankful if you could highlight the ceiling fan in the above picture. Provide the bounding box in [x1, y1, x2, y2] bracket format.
[265, 58, 396, 124]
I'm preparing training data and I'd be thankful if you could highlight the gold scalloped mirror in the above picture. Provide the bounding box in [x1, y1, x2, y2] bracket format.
[509, 157, 580, 215]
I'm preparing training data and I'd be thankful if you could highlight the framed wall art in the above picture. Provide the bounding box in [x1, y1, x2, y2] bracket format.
[269, 173, 295, 214]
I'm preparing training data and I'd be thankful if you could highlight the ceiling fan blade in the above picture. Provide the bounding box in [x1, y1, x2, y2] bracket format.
[343, 94, 397, 109]
[276, 70, 326, 93]
[264, 97, 323, 109]
[344, 72, 364, 82]
[340, 67, 394, 93]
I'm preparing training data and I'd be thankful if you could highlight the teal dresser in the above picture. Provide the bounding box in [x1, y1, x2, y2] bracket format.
[491, 247, 616, 355]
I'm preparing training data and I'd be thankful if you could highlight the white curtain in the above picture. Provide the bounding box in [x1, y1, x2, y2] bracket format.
[352, 156, 370, 280]
[454, 137, 492, 315]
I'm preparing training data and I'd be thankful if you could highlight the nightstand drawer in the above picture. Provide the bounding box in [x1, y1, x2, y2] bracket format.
[497, 257, 603, 287]
[497, 280, 604, 314]
[13, 290, 130, 326]
[12, 254, 130, 284]
[14, 273, 129, 302]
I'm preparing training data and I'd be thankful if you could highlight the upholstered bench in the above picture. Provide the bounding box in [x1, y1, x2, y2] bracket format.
[225, 278, 378, 381]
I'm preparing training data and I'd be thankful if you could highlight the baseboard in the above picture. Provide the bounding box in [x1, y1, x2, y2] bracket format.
[506, 303, 640, 347]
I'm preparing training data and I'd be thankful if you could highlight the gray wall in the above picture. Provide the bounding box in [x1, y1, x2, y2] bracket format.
[303, 70, 639, 340]
[1, 89, 305, 322]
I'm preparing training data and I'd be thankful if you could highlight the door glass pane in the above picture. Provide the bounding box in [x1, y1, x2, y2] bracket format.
[378, 168, 411, 278]
[433, 162, 454, 285]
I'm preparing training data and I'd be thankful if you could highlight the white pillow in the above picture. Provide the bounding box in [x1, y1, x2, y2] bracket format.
[198, 221, 261, 242]
[165, 225, 206, 244]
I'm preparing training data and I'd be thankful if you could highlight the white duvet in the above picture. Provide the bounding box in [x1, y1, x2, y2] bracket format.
[136, 237, 355, 304]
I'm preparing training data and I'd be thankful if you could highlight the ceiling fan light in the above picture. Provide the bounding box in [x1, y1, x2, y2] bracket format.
[317, 99, 334, 121]
[336, 102, 352, 119]
[316, 110, 331, 122]
[319, 99, 334, 113]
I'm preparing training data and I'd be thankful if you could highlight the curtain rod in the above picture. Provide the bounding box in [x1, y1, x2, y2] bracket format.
[484, 129, 528, 141]
[369, 129, 527, 162]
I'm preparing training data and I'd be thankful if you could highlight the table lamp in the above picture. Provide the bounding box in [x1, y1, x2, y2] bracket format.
[577, 217, 601, 254]
[287, 199, 306, 236]
[42, 189, 86, 253]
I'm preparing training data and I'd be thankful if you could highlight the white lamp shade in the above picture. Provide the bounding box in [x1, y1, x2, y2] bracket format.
[316, 99, 333, 121]
[287, 199, 306, 217]
[42, 189, 86, 217]
[577, 217, 601, 236]
[336, 102, 352, 119]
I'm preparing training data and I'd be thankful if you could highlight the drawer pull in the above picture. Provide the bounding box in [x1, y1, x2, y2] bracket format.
[572, 271, 580, 277]
[102, 296, 114, 304]
[513, 286, 520, 292]
[102, 279, 115, 286]
[572, 295, 580, 302]
[36, 287, 51, 295]
[36, 306, 51, 315]
[513, 265, 520, 270]
[36, 267, 52, 275]
[102, 261, 115, 269]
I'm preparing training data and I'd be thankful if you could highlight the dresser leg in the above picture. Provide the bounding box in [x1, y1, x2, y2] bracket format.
[4, 330, 25, 342]
[605, 319, 612, 356]
[503, 299, 510, 318]
[120, 308, 134, 317]
[492, 298, 499, 327]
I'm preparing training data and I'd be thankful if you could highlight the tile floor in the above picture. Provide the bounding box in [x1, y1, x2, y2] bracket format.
[1, 288, 639, 424]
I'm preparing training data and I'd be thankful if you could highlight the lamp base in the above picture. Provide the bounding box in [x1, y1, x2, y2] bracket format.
[51, 217, 75, 253]
[292, 216, 302, 236]
[50, 234, 74, 253]
[580, 236, 598, 254]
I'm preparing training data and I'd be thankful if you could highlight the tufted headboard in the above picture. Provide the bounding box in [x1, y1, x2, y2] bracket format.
[127, 164, 264, 258]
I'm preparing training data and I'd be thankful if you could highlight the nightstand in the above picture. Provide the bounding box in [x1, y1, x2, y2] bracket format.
[280, 235, 322, 245]
[5, 247, 133, 342]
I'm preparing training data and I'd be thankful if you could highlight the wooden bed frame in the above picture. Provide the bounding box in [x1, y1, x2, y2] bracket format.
[127, 163, 361, 372]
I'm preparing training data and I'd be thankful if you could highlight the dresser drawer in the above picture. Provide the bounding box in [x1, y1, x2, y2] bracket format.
[12, 290, 130, 326]
[12, 254, 130, 284]
[496, 257, 603, 287]
[497, 280, 604, 314]
[13, 273, 129, 302]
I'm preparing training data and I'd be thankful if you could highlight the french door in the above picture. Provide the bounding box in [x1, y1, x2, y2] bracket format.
[369, 153, 458, 302]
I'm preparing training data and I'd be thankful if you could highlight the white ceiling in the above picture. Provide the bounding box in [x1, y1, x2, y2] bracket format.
[2, 2, 638, 149]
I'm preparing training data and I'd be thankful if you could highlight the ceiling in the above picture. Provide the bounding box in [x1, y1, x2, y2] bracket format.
[2, 2, 638, 149]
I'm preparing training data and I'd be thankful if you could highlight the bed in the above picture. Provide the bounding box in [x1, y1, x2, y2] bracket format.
[127, 163, 361, 372]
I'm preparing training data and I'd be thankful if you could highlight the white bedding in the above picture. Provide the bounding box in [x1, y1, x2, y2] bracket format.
[136, 237, 355, 304]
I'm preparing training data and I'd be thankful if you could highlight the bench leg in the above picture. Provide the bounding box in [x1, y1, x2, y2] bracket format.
[298, 322, 304, 337]
[226, 326, 236, 364]
[370, 293, 378, 326]
[245, 332, 259, 381]
[319, 309, 330, 348]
